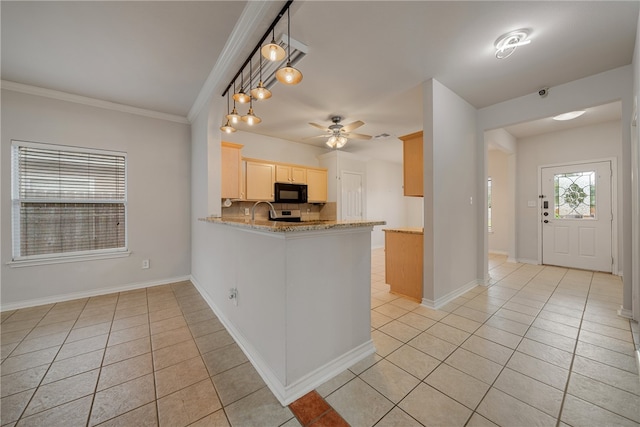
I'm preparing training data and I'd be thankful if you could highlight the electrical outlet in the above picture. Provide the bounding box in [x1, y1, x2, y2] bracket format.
[142, 259, 150, 269]
[244, 208, 250, 216]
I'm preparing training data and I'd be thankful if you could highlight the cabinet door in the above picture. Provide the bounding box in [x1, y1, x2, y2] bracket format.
[306, 168, 328, 202]
[401, 131, 423, 197]
[221, 142, 242, 199]
[246, 161, 275, 201]
[291, 167, 307, 184]
[275, 165, 291, 183]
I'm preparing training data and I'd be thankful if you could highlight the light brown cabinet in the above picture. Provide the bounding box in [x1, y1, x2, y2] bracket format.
[221, 142, 243, 199]
[245, 160, 276, 201]
[276, 164, 307, 184]
[400, 131, 423, 197]
[306, 168, 328, 203]
[384, 229, 423, 301]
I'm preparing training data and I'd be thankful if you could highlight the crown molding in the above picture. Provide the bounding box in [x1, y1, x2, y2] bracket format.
[1, 80, 190, 125]
[188, 1, 274, 122]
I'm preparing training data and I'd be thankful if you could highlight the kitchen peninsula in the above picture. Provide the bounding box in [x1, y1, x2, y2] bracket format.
[198, 216, 385, 405]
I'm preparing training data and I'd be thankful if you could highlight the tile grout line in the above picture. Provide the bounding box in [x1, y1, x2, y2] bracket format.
[554, 270, 594, 427]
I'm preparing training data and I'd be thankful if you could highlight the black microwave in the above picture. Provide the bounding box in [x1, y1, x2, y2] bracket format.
[274, 183, 307, 203]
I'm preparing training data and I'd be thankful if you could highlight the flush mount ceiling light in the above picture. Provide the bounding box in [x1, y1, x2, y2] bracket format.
[494, 29, 531, 59]
[553, 110, 586, 121]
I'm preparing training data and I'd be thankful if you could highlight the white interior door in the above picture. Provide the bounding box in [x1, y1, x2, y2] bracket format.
[341, 171, 363, 221]
[541, 161, 612, 272]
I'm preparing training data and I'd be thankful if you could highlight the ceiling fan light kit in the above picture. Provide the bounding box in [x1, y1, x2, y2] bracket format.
[220, 0, 302, 133]
[309, 116, 373, 149]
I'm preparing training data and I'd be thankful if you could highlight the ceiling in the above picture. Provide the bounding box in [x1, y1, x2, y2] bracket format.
[2, 1, 638, 163]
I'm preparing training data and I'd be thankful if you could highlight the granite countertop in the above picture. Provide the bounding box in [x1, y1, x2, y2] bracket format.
[383, 227, 424, 234]
[200, 217, 386, 233]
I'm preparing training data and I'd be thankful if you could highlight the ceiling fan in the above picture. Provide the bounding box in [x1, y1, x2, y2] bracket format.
[308, 116, 372, 148]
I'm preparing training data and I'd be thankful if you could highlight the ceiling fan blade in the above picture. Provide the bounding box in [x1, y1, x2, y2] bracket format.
[309, 122, 328, 131]
[345, 132, 372, 140]
[341, 120, 364, 132]
[303, 134, 330, 140]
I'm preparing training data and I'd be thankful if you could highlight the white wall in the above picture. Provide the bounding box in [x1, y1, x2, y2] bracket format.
[478, 65, 634, 311]
[423, 79, 478, 306]
[488, 150, 509, 254]
[515, 121, 622, 263]
[1, 89, 192, 308]
[223, 130, 328, 167]
[632, 8, 640, 322]
[366, 159, 403, 248]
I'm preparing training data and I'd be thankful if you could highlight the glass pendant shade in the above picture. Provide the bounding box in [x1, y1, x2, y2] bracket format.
[226, 107, 241, 124]
[232, 90, 250, 104]
[220, 120, 236, 133]
[241, 107, 261, 126]
[275, 62, 303, 85]
[326, 135, 347, 149]
[251, 81, 272, 100]
[261, 40, 286, 62]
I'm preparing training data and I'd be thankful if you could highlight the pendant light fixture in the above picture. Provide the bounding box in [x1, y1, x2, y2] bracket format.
[226, 80, 242, 124]
[232, 70, 251, 104]
[251, 54, 272, 100]
[276, 8, 303, 85]
[220, 92, 236, 133]
[261, 29, 286, 62]
[242, 59, 261, 125]
[241, 102, 261, 125]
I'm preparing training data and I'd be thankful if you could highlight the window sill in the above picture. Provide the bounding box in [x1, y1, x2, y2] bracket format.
[8, 251, 131, 268]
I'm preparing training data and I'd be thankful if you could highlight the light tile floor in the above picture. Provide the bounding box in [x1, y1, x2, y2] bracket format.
[1, 250, 638, 426]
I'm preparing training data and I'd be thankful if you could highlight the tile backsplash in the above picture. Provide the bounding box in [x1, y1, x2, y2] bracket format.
[222, 201, 337, 221]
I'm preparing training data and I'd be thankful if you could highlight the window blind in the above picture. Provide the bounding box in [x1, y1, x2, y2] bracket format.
[11, 141, 127, 259]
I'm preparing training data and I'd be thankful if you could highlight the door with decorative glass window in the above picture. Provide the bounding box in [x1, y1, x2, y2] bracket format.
[541, 161, 612, 272]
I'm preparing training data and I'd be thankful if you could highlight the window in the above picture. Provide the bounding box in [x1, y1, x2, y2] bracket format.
[487, 177, 492, 232]
[11, 141, 127, 261]
[554, 171, 596, 219]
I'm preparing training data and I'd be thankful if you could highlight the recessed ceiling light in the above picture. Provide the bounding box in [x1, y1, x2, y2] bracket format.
[553, 111, 586, 121]
[494, 29, 531, 59]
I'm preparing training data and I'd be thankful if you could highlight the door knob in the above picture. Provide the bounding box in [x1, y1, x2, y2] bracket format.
[544, 220, 549, 223]
[543, 212, 549, 216]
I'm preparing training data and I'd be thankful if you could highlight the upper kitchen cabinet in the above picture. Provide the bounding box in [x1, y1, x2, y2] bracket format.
[245, 159, 275, 201]
[306, 168, 328, 203]
[400, 131, 423, 197]
[221, 142, 243, 199]
[276, 164, 307, 184]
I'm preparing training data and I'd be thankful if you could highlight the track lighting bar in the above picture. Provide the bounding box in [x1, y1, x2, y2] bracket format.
[221, 0, 293, 98]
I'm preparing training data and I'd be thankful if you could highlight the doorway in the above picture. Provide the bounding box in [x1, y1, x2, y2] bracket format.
[540, 160, 614, 272]
[341, 171, 364, 221]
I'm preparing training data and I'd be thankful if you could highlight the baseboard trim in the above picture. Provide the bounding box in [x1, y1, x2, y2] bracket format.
[489, 250, 508, 256]
[516, 258, 541, 265]
[0, 275, 191, 311]
[190, 274, 375, 406]
[421, 279, 481, 309]
[618, 306, 633, 319]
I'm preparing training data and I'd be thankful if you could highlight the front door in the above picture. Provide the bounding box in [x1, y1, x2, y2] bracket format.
[541, 161, 612, 272]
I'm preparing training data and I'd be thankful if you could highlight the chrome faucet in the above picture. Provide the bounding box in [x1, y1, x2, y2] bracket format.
[251, 201, 277, 221]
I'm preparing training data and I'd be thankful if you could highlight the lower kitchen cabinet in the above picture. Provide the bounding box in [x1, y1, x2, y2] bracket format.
[384, 228, 423, 301]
